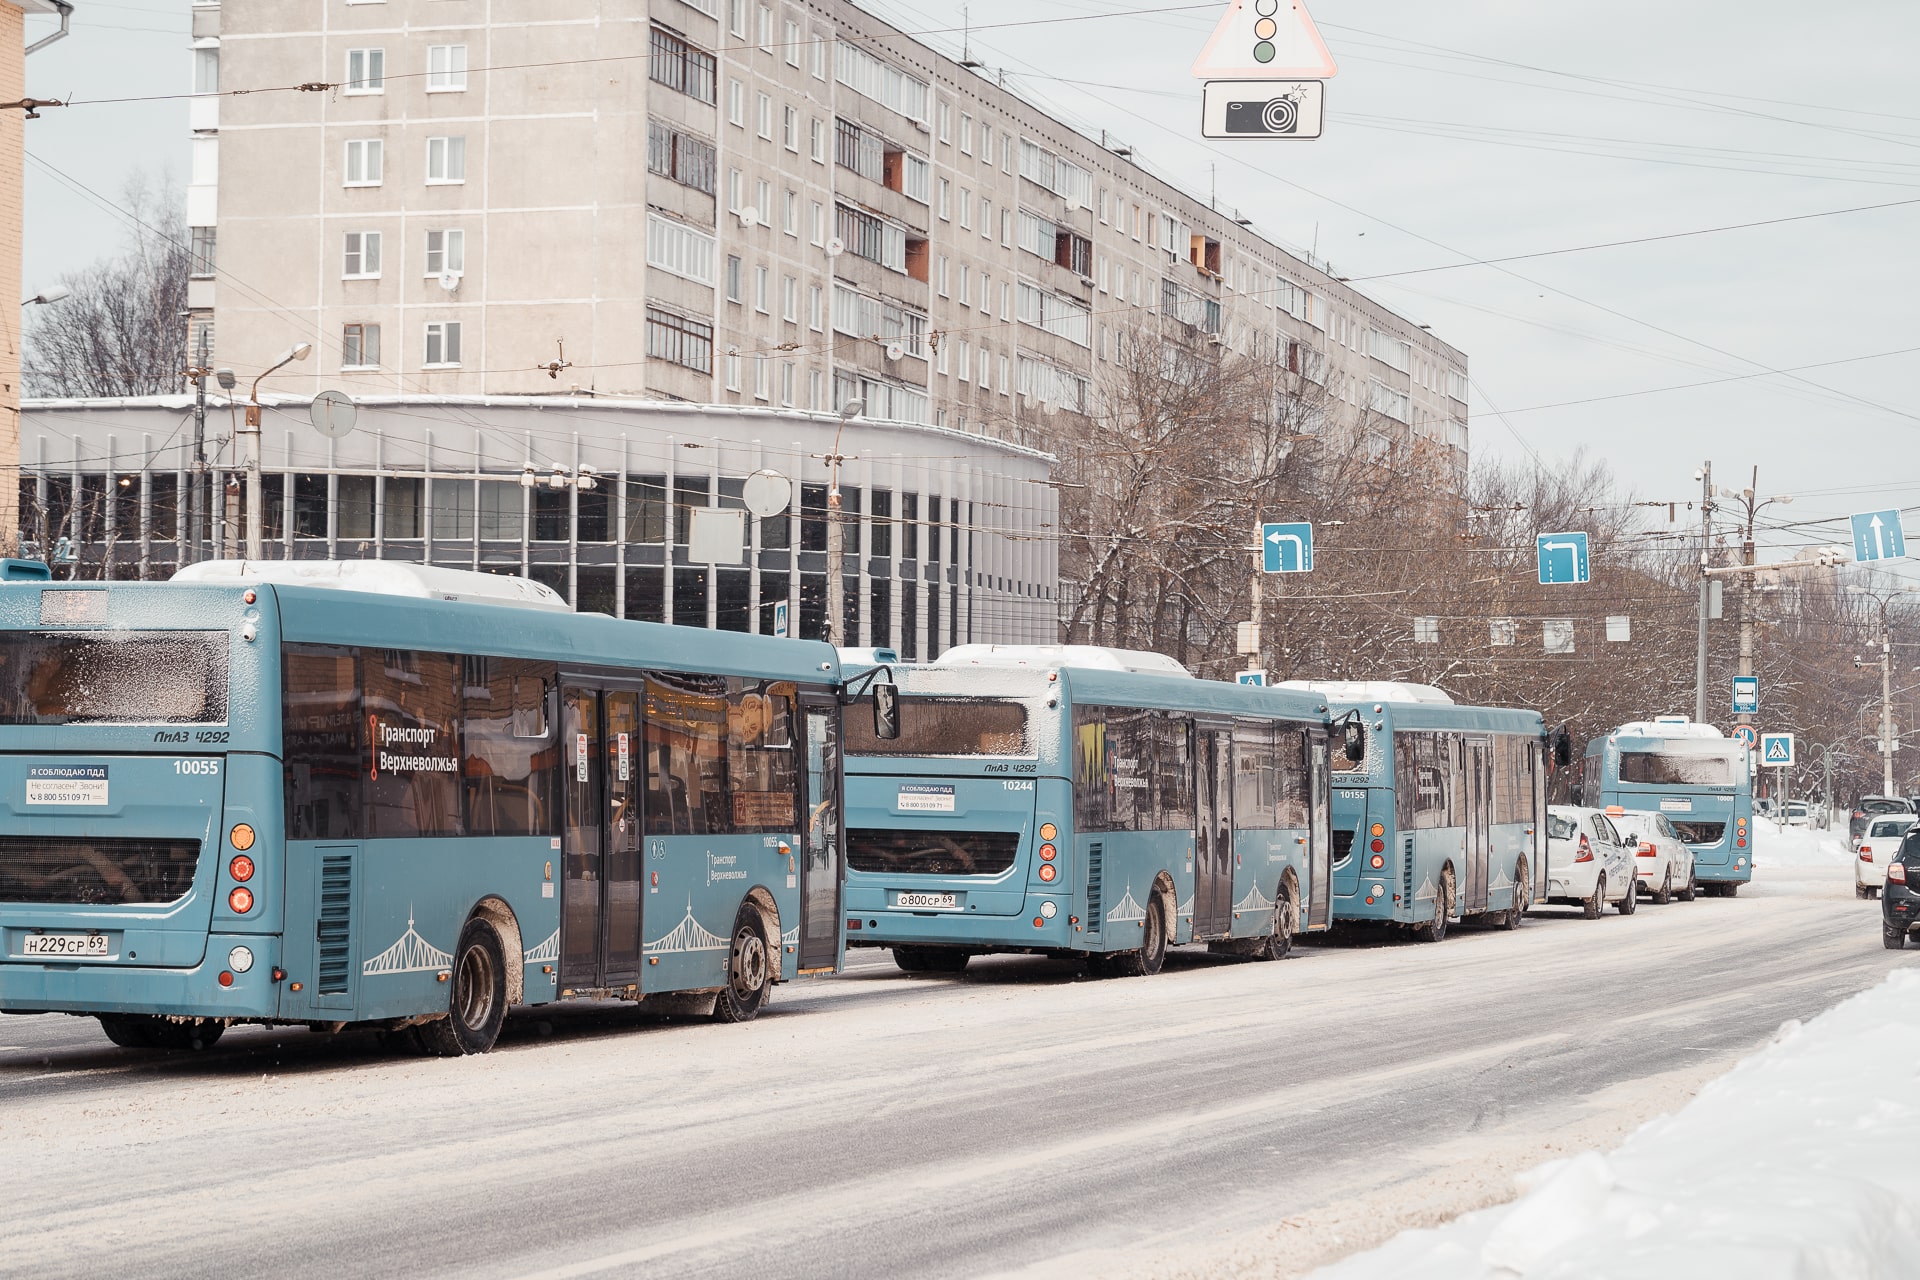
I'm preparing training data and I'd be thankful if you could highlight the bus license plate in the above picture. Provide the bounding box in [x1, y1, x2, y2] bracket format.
[22, 932, 109, 957]
[895, 892, 959, 910]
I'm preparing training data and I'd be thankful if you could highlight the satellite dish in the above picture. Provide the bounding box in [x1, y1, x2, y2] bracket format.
[885, 341, 905, 362]
[741, 468, 793, 519]
[438, 271, 461, 293]
[1041, 398, 1060, 417]
[310, 390, 358, 439]
[825, 236, 845, 258]
[738, 206, 761, 228]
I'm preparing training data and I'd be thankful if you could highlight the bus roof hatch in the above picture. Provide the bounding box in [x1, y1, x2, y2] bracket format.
[171, 560, 572, 612]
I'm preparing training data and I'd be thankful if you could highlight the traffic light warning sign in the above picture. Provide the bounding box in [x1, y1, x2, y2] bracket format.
[1192, 0, 1338, 80]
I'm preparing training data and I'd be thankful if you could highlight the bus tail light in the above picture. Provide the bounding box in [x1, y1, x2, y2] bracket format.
[1039, 843, 1057, 861]
[229, 823, 256, 852]
[1575, 834, 1594, 863]
[1369, 854, 1384, 869]
[1040, 823, 1057, 841]
[229, 854, 255, 882]
[1369, 823, 1384, 837]
[228, 886, 253, 913]
[1038, 862, 1057, 883]
[1891, 863, 1908, 885]
[1370, 838, 1384, 853]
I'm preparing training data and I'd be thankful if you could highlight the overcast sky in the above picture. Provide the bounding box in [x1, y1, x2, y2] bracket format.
[18, 0, 1920, 575]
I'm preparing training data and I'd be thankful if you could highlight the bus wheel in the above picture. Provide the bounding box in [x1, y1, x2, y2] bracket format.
[1257, 884, 1296, 961]
[99, 1015, 224, 1051]
[1110, 895, 1169, 977]
[1504, 861, 1529, 931]
[1653, 869, 1673, 906]
[415, 918, 508, 1056]
[1415, 868, 1453, 943]
[712, 908, 773, 1023]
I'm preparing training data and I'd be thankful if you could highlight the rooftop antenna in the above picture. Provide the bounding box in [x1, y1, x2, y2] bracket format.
[959, 5, 983, 69]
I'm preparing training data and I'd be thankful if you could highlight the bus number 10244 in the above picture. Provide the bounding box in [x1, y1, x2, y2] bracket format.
[173, 760, 221, 776]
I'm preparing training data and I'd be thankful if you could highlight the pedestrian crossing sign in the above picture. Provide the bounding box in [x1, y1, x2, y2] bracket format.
[1760, 733, 1795, 767]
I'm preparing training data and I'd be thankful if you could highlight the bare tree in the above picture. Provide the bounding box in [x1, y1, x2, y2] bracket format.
[22, 176, 189, 398]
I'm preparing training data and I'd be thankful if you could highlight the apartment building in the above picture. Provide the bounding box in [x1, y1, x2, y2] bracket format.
[183, 0, 1471, 465]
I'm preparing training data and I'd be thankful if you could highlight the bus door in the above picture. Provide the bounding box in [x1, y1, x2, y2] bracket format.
[1463, 734, 1492, 914]
[560, 684, 644, 992]
[1306, 728, 1332, 929]
[797, 695, 842, 972]
[1193, 724, 1233, 937]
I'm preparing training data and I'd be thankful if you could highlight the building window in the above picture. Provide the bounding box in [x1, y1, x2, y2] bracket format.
[342, 323, 381, 369]
[727, 79, 745, 126]
[756, 93, 773, 139]
[754, 264, 769, 313]
[834, 40, 929, 121]
[426, 135, 466, 184]
[645, 306, 714, 374]
[783, 105, 799, 151]
[783, 189, 798, 236]
[936, 177, 950, 220]
[781, 361, 795, 405]
[192, 45, 219, 94]
[808, 284, 823, 330]
[725, 352, 742, 391]
[959, 114, 972, 153]
[343, 230, 382, 278]
[1016, 281, 1090, 346]
[725, 254, 743, 303]
[424, 321, 463, 367]
[650, 25, 717, 104]
[345, 47, 384, 93]
[832, 284, 926, 358]
[756, 4, 772, 49]
[729, 0, 746, 38]
[426, 44, 467, 91]
[188, 227, 216, 278]
[756, 178, 771, 216]
[645, 213, 717, 284]
[647, 120, 717, 194]
[782, 274, 797, 322]
[810, 117, 826, 162]
[344, 139, 383, 187]
[425, 228, 465, 276]
[834, 203, 906, 272]
[754, 356, 769, 401]
[783, 19, 800, 66]
[810, 200, 825, 244]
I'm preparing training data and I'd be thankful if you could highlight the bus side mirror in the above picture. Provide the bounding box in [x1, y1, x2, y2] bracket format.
[1554, 730, 1572, 768]
[1342, 720, 1365, 764]
[872, 681, 900, 740]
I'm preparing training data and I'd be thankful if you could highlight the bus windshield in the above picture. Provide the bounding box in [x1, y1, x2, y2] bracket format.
[1618, 750, 1735, 786]
[845, 697, 1032, 757]
[0, 631, 229, 725]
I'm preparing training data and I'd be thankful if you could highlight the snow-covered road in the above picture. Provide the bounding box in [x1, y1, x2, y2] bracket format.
[0, 855, 1907, 1278]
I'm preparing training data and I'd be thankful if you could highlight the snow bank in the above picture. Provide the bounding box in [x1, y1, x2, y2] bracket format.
[1751, 815, 1855, 869]
[1308, 968, 1920, 1280]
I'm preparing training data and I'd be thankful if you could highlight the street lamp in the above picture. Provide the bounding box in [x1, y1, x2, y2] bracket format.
[21, 286, 69, 307]
[824, 398, 863, 646]
[243, 343, 312, 559]
[1848, 584, 1920, 795]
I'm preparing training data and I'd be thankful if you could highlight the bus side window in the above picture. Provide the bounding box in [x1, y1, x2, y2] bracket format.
[283, 645, 363, 841]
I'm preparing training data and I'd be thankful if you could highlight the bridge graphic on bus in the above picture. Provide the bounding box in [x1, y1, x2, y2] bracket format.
[524, 931, 560, 965]
[363, 913, 456, 976]
[1104, 887, 1147, 925]
[1234, 883, 1276, 915]
[645, 900, 732, 954]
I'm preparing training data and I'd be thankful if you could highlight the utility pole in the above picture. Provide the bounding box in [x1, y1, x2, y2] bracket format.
[1693, 461, 1713, 723]
[185, 327, 211, 566]
[1737, 465, 1758, 740]
[824, 398, 863, 646]
[244, 343, 311, 561]
[1881, 616, 1895, 795]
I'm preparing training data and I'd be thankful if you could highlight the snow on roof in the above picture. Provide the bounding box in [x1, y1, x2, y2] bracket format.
[1276, 680, 1456, 706]
[171, 560, 572, 612]
[932, 644, 1194, 677]
[1614, 719, 1727, 739]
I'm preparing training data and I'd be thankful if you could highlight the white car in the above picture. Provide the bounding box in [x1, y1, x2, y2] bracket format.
[1610, 806, 1697, 904]
[1545, 805, 1638, 918]
[1857, 815, 1914, 899]
[1786, 801, 1810, 827]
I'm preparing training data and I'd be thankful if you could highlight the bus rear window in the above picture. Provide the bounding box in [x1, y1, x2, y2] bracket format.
[0, 632, 229, 725]
[1670, 820, 1726, 844]
[1618, 751, 1733, 786]
[845, 698, 1031, 757]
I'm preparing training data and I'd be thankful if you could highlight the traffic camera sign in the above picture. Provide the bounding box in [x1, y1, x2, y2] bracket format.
[1761, 733, 1795, 767]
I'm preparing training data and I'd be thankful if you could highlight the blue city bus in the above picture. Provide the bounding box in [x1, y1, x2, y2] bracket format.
[1583, 719, 1752, 896]
[841, 646, 1344, 975]
[1280, 682, 1548, 941]
[0, 562, 849, 1053]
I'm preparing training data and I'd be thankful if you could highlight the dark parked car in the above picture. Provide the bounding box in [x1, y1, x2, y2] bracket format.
[1851, 796, 1915, 844]
[1882, 830, 1920, 948]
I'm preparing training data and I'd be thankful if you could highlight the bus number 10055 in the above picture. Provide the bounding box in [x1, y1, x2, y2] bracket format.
[173, 760, 221, 775]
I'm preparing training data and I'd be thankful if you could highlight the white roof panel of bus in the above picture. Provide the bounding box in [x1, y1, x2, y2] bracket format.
[1276, 680, 1456, 705]
[934, 644, 1193, 677]
[172, 559, 572, 612]
[1614, 720, 1727, 740]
